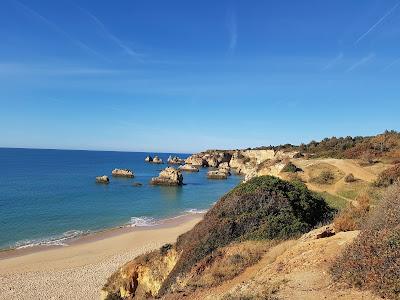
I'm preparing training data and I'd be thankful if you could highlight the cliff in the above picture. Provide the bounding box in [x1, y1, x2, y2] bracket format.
[102, 176, 334, 299]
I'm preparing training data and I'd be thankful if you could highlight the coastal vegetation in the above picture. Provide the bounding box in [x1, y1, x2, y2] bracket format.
[331, 183, 400, 299]
[103, 176, 334, 299]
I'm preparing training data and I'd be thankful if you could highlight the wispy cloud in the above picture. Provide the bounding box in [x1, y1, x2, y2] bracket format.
[77, 6, 141, 59]
[323, 52, 344, 70]
[13, 0, 108, 61]
[355, 1, 400, 44]
[382, 57, 400, 71]
[226, 9, 237, 53]
[346, 53, 375, 72]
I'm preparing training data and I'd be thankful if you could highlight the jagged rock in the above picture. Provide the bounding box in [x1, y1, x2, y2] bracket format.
[207, 170, 228, 180]
[168, 155, 185, 165]
[205, 155, 219, 168]
[112, 169, 134, 178]
[185, 155, 206, 167]
[145, 155, 153, 162]
[96, 175, 109, 184]
[152, 156, 163, 164]
[151, 167, 183, 186]
[178, 164, 199, 172]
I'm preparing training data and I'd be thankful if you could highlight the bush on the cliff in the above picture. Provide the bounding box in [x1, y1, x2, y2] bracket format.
[159, 176, 334, 295]
[374, 164, 400, 187]
[310, 170, 335, 185]
[333, 194, 370, 232]
[331, 183, 400, 299]
[282, 162, 303, 173]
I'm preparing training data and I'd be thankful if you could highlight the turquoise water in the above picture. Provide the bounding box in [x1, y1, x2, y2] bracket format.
[0, 148, 241, 249]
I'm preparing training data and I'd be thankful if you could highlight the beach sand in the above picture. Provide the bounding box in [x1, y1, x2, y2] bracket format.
[0, 215, 202, 300]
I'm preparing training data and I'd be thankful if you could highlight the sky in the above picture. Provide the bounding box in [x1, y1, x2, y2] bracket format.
[0, 0, 399, 153]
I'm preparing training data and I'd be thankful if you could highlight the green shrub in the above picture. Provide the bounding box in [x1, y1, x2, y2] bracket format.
[331, 183, 400, 299]
[281, 162, 303, 173]
[310, 170, 335, 185]
[160, 176, 334, 295]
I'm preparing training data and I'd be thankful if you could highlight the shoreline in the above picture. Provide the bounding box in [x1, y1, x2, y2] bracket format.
[0, 213, 203, 300]
[0, 211, 205, 261]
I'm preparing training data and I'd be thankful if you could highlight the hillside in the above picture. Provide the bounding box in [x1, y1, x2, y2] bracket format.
[102, 176, 334, 299]
[102, 131, 400, 300]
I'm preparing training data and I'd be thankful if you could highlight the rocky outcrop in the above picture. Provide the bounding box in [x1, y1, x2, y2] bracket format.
[145, 155, 153, 162]
[207, 170, 228, 179]
[132, 182, 143, 187]
[96, 175, 109, 184]
[152, 156, 163, 164]
[167, 155, 185, 165]
[178, 164, 199, 172]
[151, 167, 183, 186]
[112, 169, 134, 178]
[185, 154, 206, 167]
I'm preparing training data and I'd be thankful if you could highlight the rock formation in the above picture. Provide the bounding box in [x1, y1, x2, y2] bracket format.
[178, 164, 199, 172]
[167, 155, 185, 164]
[185, 154, 206, 167]
[151, 167, 183, 186]
[145, 155, 153, 162]
[152, 156, 163, 164]
[111, 169, 134, 178]
[207, 170, 228, 179]
[95, 175, 109, 184]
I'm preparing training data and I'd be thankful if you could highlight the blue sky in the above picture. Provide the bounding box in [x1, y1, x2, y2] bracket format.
[0, 0, 399, 153]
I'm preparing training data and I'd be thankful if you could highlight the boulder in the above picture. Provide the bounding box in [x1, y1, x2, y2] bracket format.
[152, 156, 163, 164]
[145, 155, 153, 162]
[178, 164, 199, 172]
[207, 170, 228, 180]
[112, 169, 134, 178]
[151, 167, 183, 186]
[167, 155, 185, 165]
[96, 175, 109, 184]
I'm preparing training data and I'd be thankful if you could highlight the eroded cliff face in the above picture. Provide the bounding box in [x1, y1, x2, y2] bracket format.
[184, 149, 299, 182]
[102, 245, 180, 299]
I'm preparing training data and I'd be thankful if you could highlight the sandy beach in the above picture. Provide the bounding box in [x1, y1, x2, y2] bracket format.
[0, 214, 202, 300]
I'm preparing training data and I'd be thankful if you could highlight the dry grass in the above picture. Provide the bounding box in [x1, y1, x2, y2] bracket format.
[333, 194, 371, 232]
[184, 241, 273, 289]
[331, 183, 400, 299]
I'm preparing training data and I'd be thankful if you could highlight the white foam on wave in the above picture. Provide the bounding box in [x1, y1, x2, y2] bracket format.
[185, 208, 208, 214]
[129, 216, 158, 227]
[15, 230, 88, 249]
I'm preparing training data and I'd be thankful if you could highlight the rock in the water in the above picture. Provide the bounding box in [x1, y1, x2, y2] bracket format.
[167, 155, 185, 165]
[132, 182, 143, 187]
[96, 175, 109, 184]
[185, 155, 206, 167]
[151, 167, 183, 186]
[152, 156, 163, 164]
[178, 164, 199, 172]
[145, 155, 153, 162]
[112, 168, 134, 178]
[207, 170, 228, 180]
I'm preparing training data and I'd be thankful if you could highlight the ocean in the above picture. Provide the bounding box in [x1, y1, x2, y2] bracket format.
[0, 148, 241, 250]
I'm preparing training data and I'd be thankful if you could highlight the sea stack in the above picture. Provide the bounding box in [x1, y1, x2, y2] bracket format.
[96, 175, 109, 184]
[151, 167, 183, 186]
[152, 156, 163, 164]
[111, 168, 134, 178]
[145, 155, 153, 162]
[167, 155, 185, 164]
